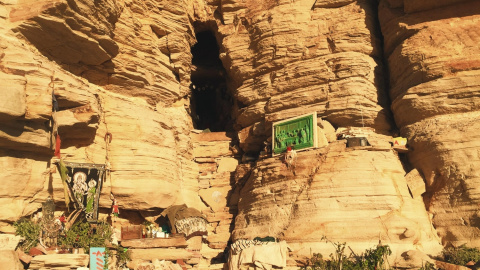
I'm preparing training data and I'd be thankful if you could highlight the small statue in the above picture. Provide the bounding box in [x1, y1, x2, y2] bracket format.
[111, 194, 120, 223]
[284, 146, 297, 170]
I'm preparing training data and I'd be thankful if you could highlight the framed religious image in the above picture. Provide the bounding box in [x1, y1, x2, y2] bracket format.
[59, 162, 106, 223]
[272, 112, 318, 155]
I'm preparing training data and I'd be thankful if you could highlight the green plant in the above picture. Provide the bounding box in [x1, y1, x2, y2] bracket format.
[302, 239, 350, 270]
[442, 245, 480, 265]
[361, 244, 392, 270]
[59, 221, 89, 249]
[329, 241, 348, 270]
[90, 222, 113, 250]
[419, 261, 436, 270]
[13, 218, 41, 252]
[113, 244, 132, 267]
[59, 220, 131, 269]
[303, 253, 328, 270]
[103, 244, 131, 269]
[302, 238, 393, 270]
[58, 220, 112, 253]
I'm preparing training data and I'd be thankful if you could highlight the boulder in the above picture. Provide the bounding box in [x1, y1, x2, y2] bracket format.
[0, 250, 23, 270]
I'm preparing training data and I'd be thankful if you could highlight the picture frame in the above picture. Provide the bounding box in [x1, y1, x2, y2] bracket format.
[272, 112, 318, 155]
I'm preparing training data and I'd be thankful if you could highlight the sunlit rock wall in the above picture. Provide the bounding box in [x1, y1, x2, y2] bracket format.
[233, 142, 443, 260]
[0, 0, 202, 232]
[379, 0, 480, 247]
[1, 0, 480, 263]
[215, 0, 441, 259]
[217, 0, 393, 152]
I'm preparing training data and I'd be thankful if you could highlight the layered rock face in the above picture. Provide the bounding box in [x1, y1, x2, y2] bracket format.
[0, 0, 201, 231]
[217, 0, 440, 263]
[218, 0, 393, 152]
[379, 0, 480, 247]
[233, 134, 443, 264]
[1, 0, 480, 268]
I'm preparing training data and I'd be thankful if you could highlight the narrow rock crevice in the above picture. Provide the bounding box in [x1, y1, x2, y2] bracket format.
[371, 1, 419, 176]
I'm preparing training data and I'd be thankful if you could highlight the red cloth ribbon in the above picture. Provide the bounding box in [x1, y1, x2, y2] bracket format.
[54, 133, 61, 157]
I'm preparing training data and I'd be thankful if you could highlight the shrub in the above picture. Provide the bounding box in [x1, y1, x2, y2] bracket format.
[13, 218, 41, 252]
[302, 238, 392, 270]
[58, 220, 112, 253]
[59, 220, 132, 269]
[361, 244, 392, 270]
[442, 245, 480, 265]
[303, 253, 328, 270]
[109, 245, 132, 268]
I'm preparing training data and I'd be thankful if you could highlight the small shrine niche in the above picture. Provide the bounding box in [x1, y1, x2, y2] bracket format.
[190, 30, 233, 132]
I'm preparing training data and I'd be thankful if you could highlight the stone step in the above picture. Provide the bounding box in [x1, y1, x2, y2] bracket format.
[130, 248, 196, 262]
[198, 162, 217, 173]
[28, 254, 89, 270]
[121, 237, 188, 248]
[207, 232, 231, 243]
[203, 211, 234, 223]
[191, 132, 233, 142]
[193, 141, 232, 158]
[208, 242, 228, 249]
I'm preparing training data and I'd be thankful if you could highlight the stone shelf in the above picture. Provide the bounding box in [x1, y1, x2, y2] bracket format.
[121, 237, 188, 248]
[29, 254, 89, 270]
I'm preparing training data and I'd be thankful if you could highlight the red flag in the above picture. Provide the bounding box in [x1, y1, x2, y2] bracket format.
[54, 133, 61, 157]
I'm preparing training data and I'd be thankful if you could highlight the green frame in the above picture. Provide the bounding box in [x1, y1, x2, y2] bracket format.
[272, 112, 317, 155]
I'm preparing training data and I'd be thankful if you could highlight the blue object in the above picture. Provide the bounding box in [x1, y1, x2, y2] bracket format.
[90, 247, 106, 270]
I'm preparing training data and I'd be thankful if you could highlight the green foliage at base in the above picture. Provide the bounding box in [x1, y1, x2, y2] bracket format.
[302, 238, 392, 270]
[442, 245, 480, 266]
[361, 244, 392, 270]
[13, 218, 41, 252]
[108, 244, 132, 268]
[58, 221, 112, 253]
[302, 240, 480, 270]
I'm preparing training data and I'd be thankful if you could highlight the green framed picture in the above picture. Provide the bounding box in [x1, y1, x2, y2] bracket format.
[272, 112, 318, 155]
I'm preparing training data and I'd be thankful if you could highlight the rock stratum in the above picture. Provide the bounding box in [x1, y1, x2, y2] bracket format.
[0, 0, 479, 269]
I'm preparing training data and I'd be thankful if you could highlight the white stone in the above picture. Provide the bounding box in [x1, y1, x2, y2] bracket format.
[317, 126, 329, 148]
[319, 119, 336, 142]
[216, 157, 239, 173]
[0, 234, 22, 250]
[405, 169, 426, 199]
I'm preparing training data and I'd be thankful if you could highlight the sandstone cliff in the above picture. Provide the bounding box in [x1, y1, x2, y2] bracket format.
[0, 0, 479, 269]
[0, 0, 201, 230]
[379, 0, 480, 247]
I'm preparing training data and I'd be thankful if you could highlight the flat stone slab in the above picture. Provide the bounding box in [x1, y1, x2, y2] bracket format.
[203, 211, 234, 223]
[191, 132, 233, 142]
[193, 141, 232, 158]
[29, 254, 89, 270]
[130, 248, 196, 261]
[122, 237, 188, 248]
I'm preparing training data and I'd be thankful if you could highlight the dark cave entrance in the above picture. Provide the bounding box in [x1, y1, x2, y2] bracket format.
[190, 30, 233, 132]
